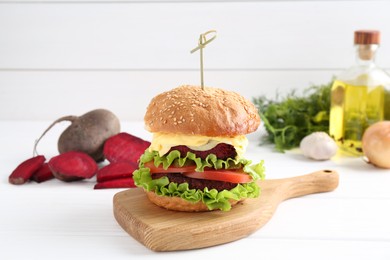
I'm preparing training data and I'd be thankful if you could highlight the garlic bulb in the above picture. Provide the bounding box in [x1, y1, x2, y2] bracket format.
[300, 132, 338, 160]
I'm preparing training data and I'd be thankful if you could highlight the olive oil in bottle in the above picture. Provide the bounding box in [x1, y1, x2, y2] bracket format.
[329, 30, 389, 155]
[385, 89, 390, 120]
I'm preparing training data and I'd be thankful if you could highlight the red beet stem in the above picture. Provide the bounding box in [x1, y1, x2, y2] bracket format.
[94, 177, 135, 189]
[9, 155, 46, 185]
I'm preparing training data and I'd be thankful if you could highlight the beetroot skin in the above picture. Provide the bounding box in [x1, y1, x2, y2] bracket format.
[34, 109, 121, 163]
[94, 178, 135, 189]
[9, 155, 46, 185]
[96, 162, 137, 183]
[48, 151, 98, 182]
[30, 163, 54, 183]
[103, 132, 150, 164]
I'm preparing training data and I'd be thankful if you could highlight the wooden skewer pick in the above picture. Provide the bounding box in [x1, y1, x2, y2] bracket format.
[191, 30, 217, 90]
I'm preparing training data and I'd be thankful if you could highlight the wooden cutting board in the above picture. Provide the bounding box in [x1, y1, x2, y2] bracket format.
[113, 169, 339, 251]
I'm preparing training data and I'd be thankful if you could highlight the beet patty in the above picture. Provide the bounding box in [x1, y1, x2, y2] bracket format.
[151, 172, 238, 191]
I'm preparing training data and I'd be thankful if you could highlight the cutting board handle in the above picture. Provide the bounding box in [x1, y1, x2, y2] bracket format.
[260, 169, 339, 201]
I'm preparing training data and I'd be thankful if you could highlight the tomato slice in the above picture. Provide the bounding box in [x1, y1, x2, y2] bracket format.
[183, 170, 252, 183]
[144, 162, 197, 173]
[143, 162, 252, 183]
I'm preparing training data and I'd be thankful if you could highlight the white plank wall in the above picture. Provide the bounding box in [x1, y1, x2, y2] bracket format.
[0, 0, 389, 121]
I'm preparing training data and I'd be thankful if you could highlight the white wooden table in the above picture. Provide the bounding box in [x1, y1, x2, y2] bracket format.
[1, 121, 390, 260]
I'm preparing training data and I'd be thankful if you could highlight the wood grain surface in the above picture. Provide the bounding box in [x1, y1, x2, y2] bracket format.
[113, 169, 339, 251]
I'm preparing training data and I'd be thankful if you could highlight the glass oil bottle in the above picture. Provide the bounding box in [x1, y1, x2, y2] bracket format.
[329, 30, 390, 155]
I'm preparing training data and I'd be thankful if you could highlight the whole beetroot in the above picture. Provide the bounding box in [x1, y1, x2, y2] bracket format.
[34, 109, 120, 162]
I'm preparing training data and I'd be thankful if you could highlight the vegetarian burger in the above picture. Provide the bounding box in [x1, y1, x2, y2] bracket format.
[133, 85, 265, 211]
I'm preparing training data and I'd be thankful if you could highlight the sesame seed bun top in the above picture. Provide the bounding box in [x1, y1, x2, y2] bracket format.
[144, 85, 260, 137]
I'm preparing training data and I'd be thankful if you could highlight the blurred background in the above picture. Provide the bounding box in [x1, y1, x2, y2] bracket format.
[0, 0, 389, 121]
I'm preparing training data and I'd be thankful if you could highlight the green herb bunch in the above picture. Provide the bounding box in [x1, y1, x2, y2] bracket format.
[253, 81, 332, 152]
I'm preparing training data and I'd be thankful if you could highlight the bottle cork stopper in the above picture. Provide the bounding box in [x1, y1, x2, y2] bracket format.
[354, 30, 380, 45]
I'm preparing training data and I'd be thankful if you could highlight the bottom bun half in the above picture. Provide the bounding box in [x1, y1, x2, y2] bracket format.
[146, 191, 242, 212]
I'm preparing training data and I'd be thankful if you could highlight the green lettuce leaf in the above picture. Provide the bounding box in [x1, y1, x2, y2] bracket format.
[133, 150, 265, 211]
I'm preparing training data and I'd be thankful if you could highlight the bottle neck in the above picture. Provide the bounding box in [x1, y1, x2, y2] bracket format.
[355, 44, 378, 66]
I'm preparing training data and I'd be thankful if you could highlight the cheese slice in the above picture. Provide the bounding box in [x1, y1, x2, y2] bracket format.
[149, 133, 248, 159]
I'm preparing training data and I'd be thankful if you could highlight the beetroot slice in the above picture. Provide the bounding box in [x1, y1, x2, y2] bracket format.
[30, 163, 54, 183]
[96, 162, 137, 183]
[9, 155, 46, 185]
[94, 177, 135, 189]
[48, 151, 98, 182]
[103, 132, 150, 164]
